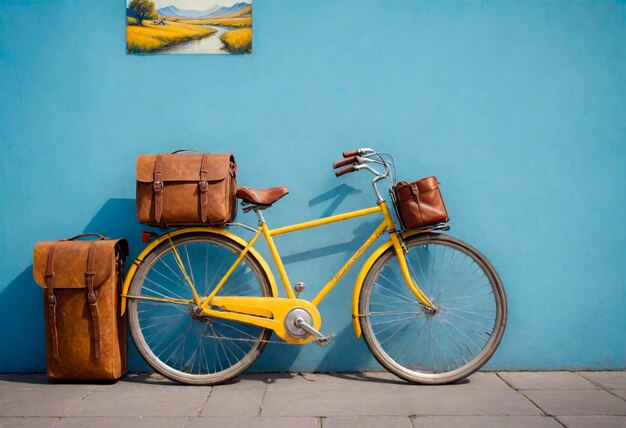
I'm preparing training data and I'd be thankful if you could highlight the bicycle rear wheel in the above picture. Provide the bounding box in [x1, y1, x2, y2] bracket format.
[359, 233, 507, 384]
[128, 232, 272, 385]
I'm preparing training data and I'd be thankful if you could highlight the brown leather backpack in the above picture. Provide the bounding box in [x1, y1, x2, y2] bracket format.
[33, 233, 129, 381]
[136, 150, 237, 227]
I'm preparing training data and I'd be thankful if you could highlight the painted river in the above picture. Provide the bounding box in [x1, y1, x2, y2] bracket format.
[161, 25, 229, 54]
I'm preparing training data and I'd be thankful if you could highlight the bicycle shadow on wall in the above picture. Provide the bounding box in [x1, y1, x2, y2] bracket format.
[308, 183, 362, 218]
[281, 184, 371, 266]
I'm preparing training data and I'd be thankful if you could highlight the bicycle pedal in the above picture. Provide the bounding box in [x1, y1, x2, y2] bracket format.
[316, 333, 334, 347]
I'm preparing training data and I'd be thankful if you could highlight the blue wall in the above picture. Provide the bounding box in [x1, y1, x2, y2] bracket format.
[1, 0, 624, 372]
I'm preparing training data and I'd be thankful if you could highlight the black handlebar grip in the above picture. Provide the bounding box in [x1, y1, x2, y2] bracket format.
[333, 156, 357, 169]
[335, 165, 355, 177]
[342, 150, 359, 158]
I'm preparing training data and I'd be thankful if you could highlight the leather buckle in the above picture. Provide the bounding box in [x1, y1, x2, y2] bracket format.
[48, 295, 57, 306]
[153, 181, 163, 192]
[45, 272, 55, 278]
[198, 181, 209, 192]
[85, 271, 95, 277]
[87, 293, 97, 305]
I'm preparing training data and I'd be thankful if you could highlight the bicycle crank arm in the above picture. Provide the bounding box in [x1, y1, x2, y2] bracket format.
[295, 318, 333, 347]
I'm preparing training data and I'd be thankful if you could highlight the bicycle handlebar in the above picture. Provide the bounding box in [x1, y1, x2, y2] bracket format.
[335, 165, 355, 177]
[334, 148, 394, 201]
[333, 156, 357, 169]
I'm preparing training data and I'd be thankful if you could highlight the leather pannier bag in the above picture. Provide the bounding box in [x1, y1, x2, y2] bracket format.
[136, 150, 237, 227]
[33, 233, 129, 381]
[393, 177, 449, 230]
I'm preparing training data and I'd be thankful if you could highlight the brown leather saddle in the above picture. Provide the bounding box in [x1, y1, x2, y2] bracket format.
[236, 186, 289, 212]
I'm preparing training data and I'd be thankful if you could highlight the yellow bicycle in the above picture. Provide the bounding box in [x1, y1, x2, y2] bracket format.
[121, 148, 507, 385]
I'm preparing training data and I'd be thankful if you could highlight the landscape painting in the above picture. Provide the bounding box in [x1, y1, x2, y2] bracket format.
[126, 0, 252, 54]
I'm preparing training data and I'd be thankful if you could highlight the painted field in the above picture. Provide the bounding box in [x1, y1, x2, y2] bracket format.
[126, 20, 216, 53]
[220, 27, 252, 54]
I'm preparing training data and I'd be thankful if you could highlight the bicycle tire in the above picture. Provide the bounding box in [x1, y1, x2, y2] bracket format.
[359, 233, 507, 384]
[128, 232, 272, 385]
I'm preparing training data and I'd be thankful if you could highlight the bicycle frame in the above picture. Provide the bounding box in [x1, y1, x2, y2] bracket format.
[121, 199, 435, 344]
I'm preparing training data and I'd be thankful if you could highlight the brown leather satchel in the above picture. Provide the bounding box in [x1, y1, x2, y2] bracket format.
[393, 177, 449, 230]
[136, 150, 237, 227]
[33, 233, 129, 381]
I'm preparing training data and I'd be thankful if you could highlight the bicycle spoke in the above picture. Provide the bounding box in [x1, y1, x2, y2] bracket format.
[158, 256, 188, 288]
[370, 313, 428, 327]
[143, 276, 188, 302]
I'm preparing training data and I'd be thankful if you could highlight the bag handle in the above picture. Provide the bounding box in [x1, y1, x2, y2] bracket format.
[63, 233, 108, 241]
[170, 149, 205, 154]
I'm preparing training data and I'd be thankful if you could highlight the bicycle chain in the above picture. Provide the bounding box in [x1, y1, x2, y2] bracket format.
[200, 333, 290, 345]
[198, 321, 291, 345]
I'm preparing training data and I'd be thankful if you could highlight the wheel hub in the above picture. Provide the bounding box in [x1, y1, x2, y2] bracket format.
[189, 304, 210, 321]
[424, 305, 439, 316]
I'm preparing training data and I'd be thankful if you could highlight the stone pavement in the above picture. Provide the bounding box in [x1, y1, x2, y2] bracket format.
[0, 371, 625, 427]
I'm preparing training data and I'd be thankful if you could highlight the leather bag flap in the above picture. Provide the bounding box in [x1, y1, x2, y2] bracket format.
[33, 239, 128, 289]
[413, 176, 439, 193]
[136, 153, 235, 183]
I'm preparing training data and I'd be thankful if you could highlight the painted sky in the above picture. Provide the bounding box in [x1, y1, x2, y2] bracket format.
[148, 0, 250, 10]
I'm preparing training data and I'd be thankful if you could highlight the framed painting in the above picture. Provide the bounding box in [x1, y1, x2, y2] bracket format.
[126, 0, 252, 54]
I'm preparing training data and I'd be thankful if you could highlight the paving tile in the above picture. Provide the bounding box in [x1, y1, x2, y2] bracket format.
[557, 415, 626, 428]
[411, 415, 562, 427]
[522, 389, 626, 416]
[324, 416, 412, 428]
[111, 373, 178, 387]
[498, 372, 599, 390]
[200, 386, 265, 416]
[64, 384, 209, 417]
[0, 384, 94, 416]
[54, 416, 189, 427]
[443, 372, 513, 390]
[578, 372, 626, 390]
[263, 372, 509, 392]
[0, 417, 59, 428]
[411, 388, 543, 416]
[214, 373, 274, 390]
[261, 387, 541, 416]
[187, 416, 319, 428]
[264, 372, 405, 392]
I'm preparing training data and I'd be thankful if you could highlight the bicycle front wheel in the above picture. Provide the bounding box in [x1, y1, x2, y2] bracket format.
[128, 232, 272, 385]
[359, 233, 507, 384]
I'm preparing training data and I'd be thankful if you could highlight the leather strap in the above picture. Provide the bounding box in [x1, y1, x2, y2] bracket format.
[64, 233, 107, 241]
[45, 244, 59, 358]
[153, 155, 164, 223]
[171, 149, 203, 154]
[409, 183, 425, 224]
[86, 242, 101, 359]
[117, 247, 125, 289]
[199, 154, 209, 223]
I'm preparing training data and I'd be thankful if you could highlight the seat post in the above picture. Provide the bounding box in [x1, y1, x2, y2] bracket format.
[255, 209, 266, 226]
